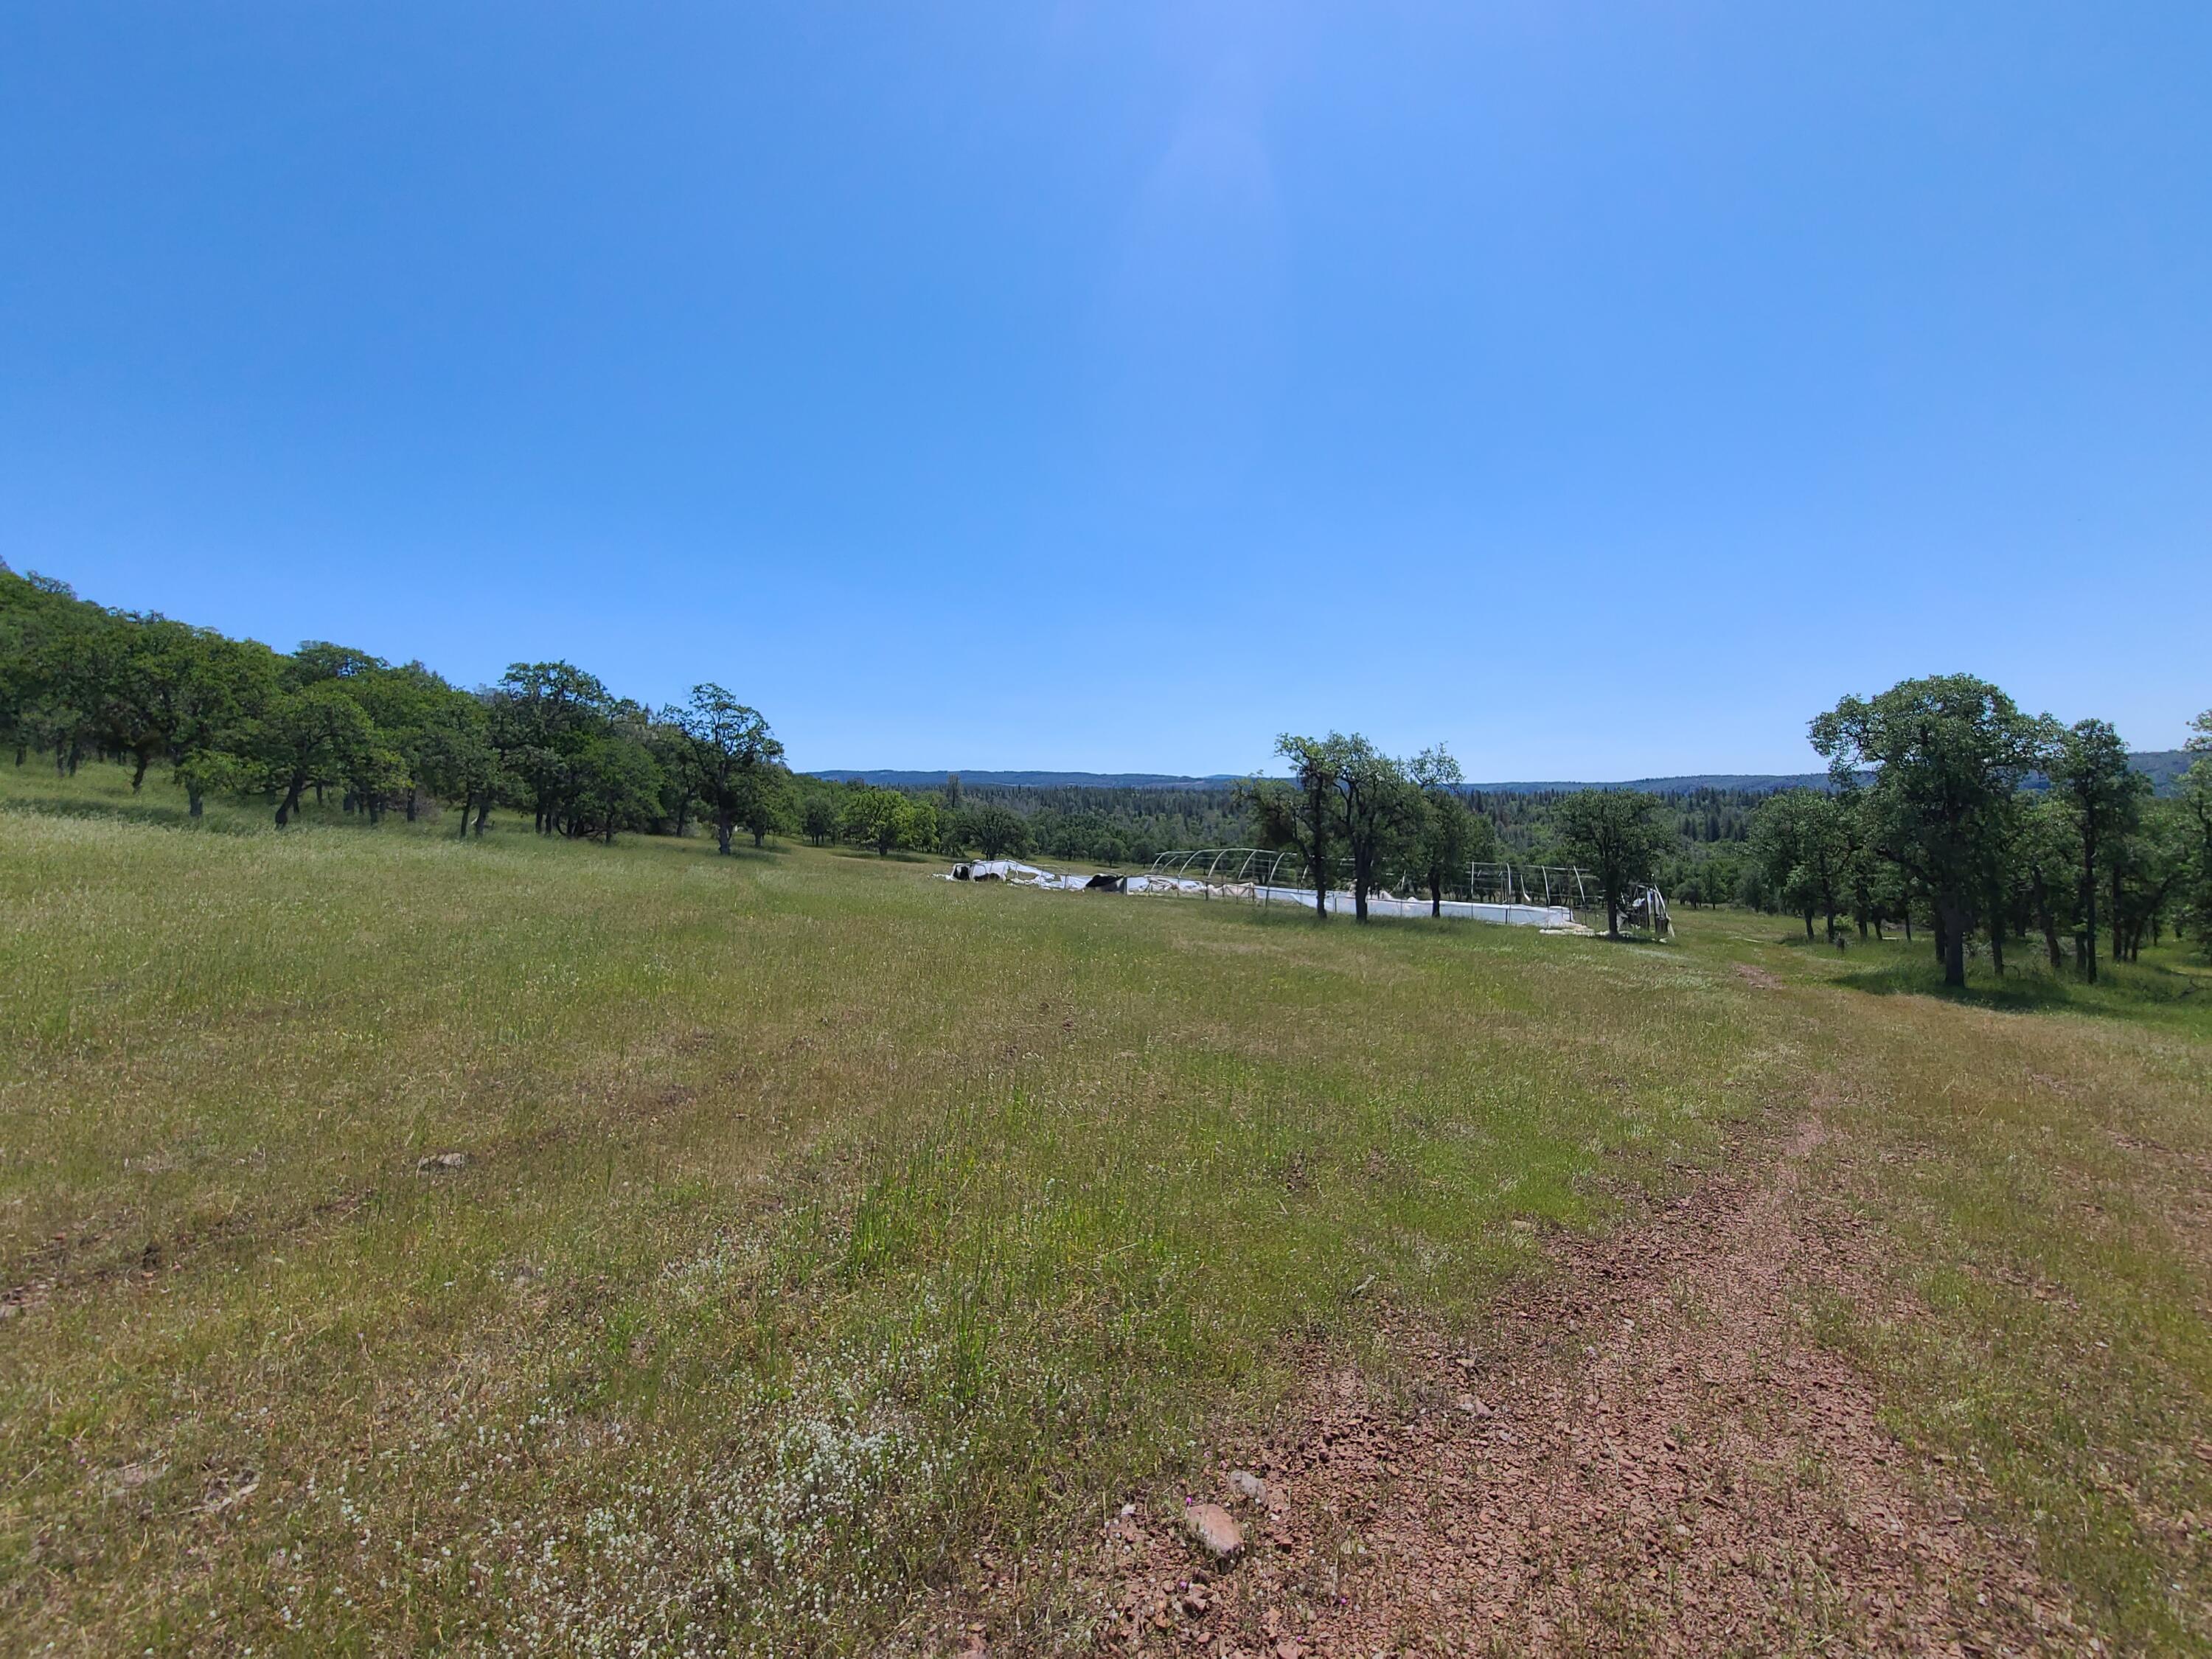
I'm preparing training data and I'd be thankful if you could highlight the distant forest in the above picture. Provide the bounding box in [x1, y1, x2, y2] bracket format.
[916, 776, 1784, 891]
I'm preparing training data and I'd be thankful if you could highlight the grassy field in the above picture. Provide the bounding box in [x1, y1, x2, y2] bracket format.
[3, 768, 2208, 1654]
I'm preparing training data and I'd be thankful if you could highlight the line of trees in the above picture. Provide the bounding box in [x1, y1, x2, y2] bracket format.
[1747, 675, 2212, 984]
[1243, 733, 1674, 939]
[819, 758, 2193, 900]
[0, 565, 796, 848]
[0, 563, 1141, 863]
[10, 573, 2206, 956]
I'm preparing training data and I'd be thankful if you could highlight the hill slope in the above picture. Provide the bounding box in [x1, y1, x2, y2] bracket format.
[814, 752, 2194, 798]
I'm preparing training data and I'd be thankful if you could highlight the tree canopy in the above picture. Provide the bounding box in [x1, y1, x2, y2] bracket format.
[0, 563, 789, 849]
[1810, 675, 2051, 987]
[1554, 790, 1667, 939]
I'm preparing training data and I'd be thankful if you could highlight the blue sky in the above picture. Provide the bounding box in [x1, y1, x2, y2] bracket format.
[4, 4, 2207, 778]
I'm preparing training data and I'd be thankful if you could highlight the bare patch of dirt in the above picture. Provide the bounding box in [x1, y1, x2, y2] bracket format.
[1734, 962, 1783, 991]
[1081, 1119, 2087, 1656]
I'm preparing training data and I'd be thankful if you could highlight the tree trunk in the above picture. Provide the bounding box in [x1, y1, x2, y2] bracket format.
[457, 789, 474, 838]
[130, 754, 149, 792]
[2111, 865, 2124, 967]
[751, 827, 766, 848]
[1429, 874, 1441, 917]
[2080, 849, 2099, 982]
[1803, 909, 1815, 940]
[187, 785, 204, 819]
[406, 787, 419, 823]
[1607, 892, 1621, 940]
[717, 816, 734, 855]
[276, 771, 307, 827]
[2033, 873, 2062, 970]
[473, 801, 490, 838]
[1938, 891, 1968, 987]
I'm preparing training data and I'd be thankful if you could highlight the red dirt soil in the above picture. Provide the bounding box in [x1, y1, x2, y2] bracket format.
[1085, 1120, 2090, 1658]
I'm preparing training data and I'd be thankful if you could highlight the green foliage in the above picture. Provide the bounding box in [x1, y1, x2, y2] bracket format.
[800, 789, 841, 847]
[674, 684, 784, 853]
[900, 793, 945, 858]
[842, 787, 912, 856]
[254, 679, 386, 826]
[1251, 732, 1423, 919]
[414, 695, 501, 838]
[1406, 744, 1495, 915]
[2052, 718, 2152, 981]
[733, 765, 793, 848]
[1553, 789, 1667, 939]
[1811, 675, 2052, 986]
[953, 803, 1030, 859]
[2182, 714, 2212, 955]
[1751, 789, 1855, 939]
[4, 563, 2203, 965]
[0, 566, 780, 848]
[568, 734, 664, 845]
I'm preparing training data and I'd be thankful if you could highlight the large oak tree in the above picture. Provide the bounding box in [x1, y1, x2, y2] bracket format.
[1810, 675, 2051, 987]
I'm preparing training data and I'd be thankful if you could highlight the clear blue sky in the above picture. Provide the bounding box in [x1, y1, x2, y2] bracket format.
[4, 4, 2207, 778]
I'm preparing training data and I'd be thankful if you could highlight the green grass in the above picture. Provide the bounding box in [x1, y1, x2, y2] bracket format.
[1833, 931, 2211, 1032]
[3, 766, 2209, 1654]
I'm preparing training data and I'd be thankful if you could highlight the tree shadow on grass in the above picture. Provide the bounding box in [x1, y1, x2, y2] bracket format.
[698, 838, 795, 861]
[1838, 950, 2208, 1028]
[0, 793, 262, 835]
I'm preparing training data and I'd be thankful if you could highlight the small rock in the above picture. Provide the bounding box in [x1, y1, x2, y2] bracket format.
[1457, 1394, 1492, 1418]
[1183, 1501, 1243, 1559]
[1230, 1468, 1269, 1503]
[416, 1151, 470, 1172]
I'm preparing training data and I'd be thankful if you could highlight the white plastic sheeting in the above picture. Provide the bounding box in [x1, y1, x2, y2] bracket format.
[1251, 886, 1571, 927]
[945, 860, 1572, 928]
[947, 859, 1053, 882]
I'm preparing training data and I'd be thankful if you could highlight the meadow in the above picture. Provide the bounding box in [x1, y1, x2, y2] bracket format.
[2, 769, 2208, 1655]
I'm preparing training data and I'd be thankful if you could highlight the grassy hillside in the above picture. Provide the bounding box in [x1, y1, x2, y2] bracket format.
[3, 767, 2208, 1654]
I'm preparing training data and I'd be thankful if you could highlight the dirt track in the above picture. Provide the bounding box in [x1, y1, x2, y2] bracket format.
[1089, 1119, 2090, 1657]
